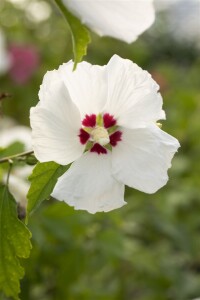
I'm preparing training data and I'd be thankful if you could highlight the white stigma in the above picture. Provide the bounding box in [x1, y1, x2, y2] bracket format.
[90, 126, 110, 146]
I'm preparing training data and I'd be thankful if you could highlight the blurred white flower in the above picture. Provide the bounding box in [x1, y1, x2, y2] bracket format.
[0, 121, 33, 207]
[0, 124, 32, 150]
[0, 30, 10, 75]
[30, 55, 180, 214]
[0, 117, 16, 130]
[155, 0, 200, 46]
[5, 165, 32, 208]
[61, 0, 155, 43]
[25, 1, 52, 23]
[168, 0, 200, 45]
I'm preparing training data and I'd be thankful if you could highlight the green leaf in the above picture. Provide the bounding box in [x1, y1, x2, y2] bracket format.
[54, 0, 91, 69]
[0, 185, 32, 300]
[26, 161, 69, 221]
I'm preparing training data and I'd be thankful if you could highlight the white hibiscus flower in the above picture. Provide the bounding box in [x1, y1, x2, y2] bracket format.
[61, 0, 155, 43]
[30, 55, 180, 214]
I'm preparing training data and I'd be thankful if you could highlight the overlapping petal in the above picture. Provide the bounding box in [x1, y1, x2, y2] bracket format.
[58, 61, 107, 118]
[39, 70, 81, 129]
[52, 152, 126, 213]
[62, 0, 155, 43]
[104, 55, 165, 129]
[30, 76, 84, 165]
[111, 124, 180, 193]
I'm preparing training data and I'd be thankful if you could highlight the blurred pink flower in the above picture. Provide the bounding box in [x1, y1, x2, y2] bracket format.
[9, 44, 40, 85]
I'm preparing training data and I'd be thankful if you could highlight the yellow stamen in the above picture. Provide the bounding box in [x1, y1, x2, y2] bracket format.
[90, 126, 110, 146]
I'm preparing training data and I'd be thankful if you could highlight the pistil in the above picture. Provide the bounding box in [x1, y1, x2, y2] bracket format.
[90, 126, 110, 146]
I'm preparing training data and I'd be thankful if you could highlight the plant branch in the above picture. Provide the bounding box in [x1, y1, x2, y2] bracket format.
[0, 93, 12, 101]
[0, 150, 34, 164]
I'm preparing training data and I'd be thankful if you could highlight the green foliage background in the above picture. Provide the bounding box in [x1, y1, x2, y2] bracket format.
[1, 1, 200, 299]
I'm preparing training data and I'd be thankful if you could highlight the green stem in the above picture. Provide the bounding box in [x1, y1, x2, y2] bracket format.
[0, 150, 34, 164]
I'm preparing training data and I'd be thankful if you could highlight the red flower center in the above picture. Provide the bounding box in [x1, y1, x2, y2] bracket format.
[78, 113, 122, 154]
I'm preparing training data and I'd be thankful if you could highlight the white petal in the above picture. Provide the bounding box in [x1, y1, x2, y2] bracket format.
[111, 125, 180, 193]
[104, 55, 165, 129]
[62, 0, 155, 43]
[39, 69, 81, 129]
[52, 151, 126, 213]
[38, 69, 60, 102]
[30, 79, 84, 165]
[58, 61, 107, 118]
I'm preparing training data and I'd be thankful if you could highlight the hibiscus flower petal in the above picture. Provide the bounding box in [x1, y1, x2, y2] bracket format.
[52, 152, 126, 213]
[111, 125, 180, 193]
[104, 55, 165, 129]
[62, 0, 155, 43]
[58, 61, 107, 118]
[30, 78, 84, 165]
[38, 69, 61, 103]
[38, 70, 81, 128]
